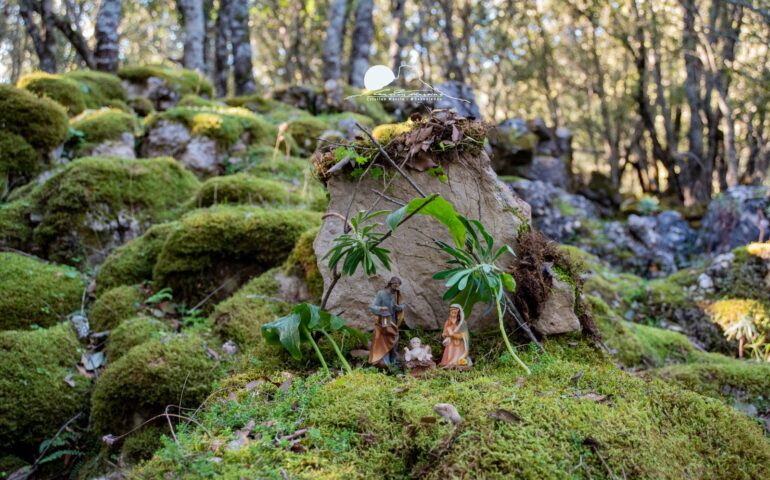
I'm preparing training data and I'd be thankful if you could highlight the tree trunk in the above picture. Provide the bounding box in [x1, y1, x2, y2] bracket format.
[348, 0, 374, 87]
[588, 22, 620, 186]
[177, 0, 206, 72]
[322, 0, 349, 82]
[19, 0, 58, 72]
[214, 0, 231, 96]
[438, 0, 465, 82]
[681, 0, 710, 204]
[230, 0, 256, 95]
[94, 0, 122, 72]
[388, 0, 407, 72]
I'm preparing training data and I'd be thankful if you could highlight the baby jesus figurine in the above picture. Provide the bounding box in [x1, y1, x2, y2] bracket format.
[403, 337, 436, 375]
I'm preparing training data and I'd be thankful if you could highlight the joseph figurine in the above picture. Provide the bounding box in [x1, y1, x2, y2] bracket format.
[368, 276, 406, 368]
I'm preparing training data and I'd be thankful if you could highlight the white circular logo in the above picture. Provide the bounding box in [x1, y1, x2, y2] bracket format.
[363, 65, 396, 91]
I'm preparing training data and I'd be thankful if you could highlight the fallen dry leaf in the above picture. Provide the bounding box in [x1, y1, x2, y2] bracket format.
[577, 392, 608, 402]
[488, 409, 522, 424]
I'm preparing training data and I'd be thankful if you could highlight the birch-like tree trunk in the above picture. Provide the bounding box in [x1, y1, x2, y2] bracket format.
[348, 0, 374, 87]
[18, 0, 58, 72]
[214, 0, 231, 97]
[322, 0, 349, 82]
[177, 0, 206, 72]
[230, 0, 256, 95]
[94, 0, 122, 72]
[388, 0, 407, 72]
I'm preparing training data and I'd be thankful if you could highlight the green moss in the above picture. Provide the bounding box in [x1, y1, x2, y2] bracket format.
[136, 342, 770, 479]
[0, 455, 28, 477]
[152, 206, 320, 305]
[96, 223, 177, 294]
[284, 227, 323, 301]
[63, 70, 128, 107]
[488, 128, 538, 153]
[0, 252, 83, 330]
[146, 106, 277, 148]
[91, 333, 221, 435]
[70, 108, 136, 144]
[225, 94, 307, 123]
[0, 200, 33, 247]
[187, 173, 303, 209]
[0, 84, 69, 152]
[90, 285, 145, 332]
[129, 96, 155, 117]
[120, 425, 168, 464]
[554, 198, 577, 216]
[177, 94, 223, 108]
[0, 131, 39, 187]
[0, 324, 89, 454]
[108, 316, 171, 362]
[211, 268, 291, 352]
[343, 87, 391, 124]
[118, 64, 214, 97]
[646, 277, 689, 307]
[286, 116, 330, 154]
[238, 145, 310, 182]
[372, 121, 414, 144]
[9, 156, 199, 265]
[17, 71, 87, 115]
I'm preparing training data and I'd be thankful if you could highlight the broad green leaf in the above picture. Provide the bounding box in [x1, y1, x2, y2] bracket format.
[261, 312, 303, 360]
[386, 195, 466, 247]
[501, 273, 516, 293]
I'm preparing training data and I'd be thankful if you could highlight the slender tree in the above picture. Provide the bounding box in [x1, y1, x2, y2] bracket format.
[388, 0, 407, 72]
[176, 0, 207, 72]
[94, 0, 123, 72]
[322, 0, 349, 82]
[214, 0, 231, 96]
[349, 0, 374, 87]
[18, 0, 59, 72]
[230, 0, 256, 94]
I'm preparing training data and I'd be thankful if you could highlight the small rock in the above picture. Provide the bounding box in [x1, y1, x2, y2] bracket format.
[433, 403, 462, 425]
[696, 273, 714, 293]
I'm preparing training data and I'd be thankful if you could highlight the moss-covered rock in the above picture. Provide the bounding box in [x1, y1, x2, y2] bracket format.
[91, 333, 220, 435]
[237, 145, 311, 182]
[129, 96, 155, 117]
[107, 316, 171, 361]
[145, 106, 277, 149]
[0, 324, 89, 455]
[211, 268, 291, 353]
[152, 206, 320, 306]
[120, 425, 168, 464]
[0, 156, 200, 265]
[70, 107, 136, 145]
[0, 131, 38, 197]
[0, 252, 84, 330]
[96, 223, 177, 294]
[177, 94, 223, 108]
[224, 94, 307, 124]
[90, 284, 146, 332]
[18, 70, 127, 116]
[283, 226, 323, 301]
[135, 339, 770, 479]
[187, 173, 303, 209]
[118, 64, 214, 98]
[285, 116, 330, 154]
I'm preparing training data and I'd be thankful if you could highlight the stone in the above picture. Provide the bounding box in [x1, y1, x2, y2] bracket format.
[143, 119, 191, 158]
[179, 136, 220, 174]
[531, 274, 581, 335]
[513, 155, 571, 189]
[314, 151, 529, 331]
[697, 273, 714, 293]
[90, 132, 136, 159]
[123, 76, 180, 111]
[488, 118, 537, 172]
[433, 81, 482, 119]
[697, 185, 770, 254]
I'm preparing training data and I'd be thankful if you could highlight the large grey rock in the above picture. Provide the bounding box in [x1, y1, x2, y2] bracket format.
[697, 186, 770, 254]
[123, 77, 180, 111]
[509, 179, 599, 243]
[433, 81, 482, 119]
[488, 118, 537, 172]
[179, 136, 219, 174]
[531, 272, 581, 335]
[314, 151, 529, 331]
[513, 155, 571, 189]
[143, 120, 191, 158]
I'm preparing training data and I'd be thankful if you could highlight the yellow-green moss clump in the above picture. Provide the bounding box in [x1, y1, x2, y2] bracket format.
[285, 116, 331, 154]
[187, 173, 303, 209]
[152, 206, 319, 305]
[284, 226, 323, 301]
[0, 156, 200, 265]
[0, 85, 68, 188]
[129, 96, 155, 116]
[135, 340, 770, 479]
[91, 333, 221, 435]
[238, 145, 310, 182]
[0, 324, 89, 455]
[95, 223, 177, 294]
[146, 106, 277, 148]
[107, 316, 171, 361]
[118, 64, 214, 98]
[372, 121, 414, 144]
[70, 107, 136, 144]
[0, 253, 84, 330]
[224, 94, 306, 123]
[177, 94, 223, 108]
[18, 70, 127, 115]
[89, 284, 146, 332]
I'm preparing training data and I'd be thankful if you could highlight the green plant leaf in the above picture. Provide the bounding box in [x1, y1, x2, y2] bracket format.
[261, 312, 303, 360]
[386, 195, 466, 247]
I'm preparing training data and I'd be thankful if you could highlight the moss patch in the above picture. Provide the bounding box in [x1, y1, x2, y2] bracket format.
[135, 340, 770, 479]
[225, 94, 306, 123]
[70, 107, 136, 144]
[107, 316, 171, 362]
[285, 116, 331, 154]
[284, 227, 323, 301]
[0, 131, 39, 190]
[90, 284, 146, 332]
[118, 64, 214, 97]
[188, 173, 303, 209]
[0, 324, 89, 456]
[91, 333, 221, 435]
[146, 106, 277, 148]
[152, 206, 320, 306]
[0, 252, 84, 330]
[18, 70, 127, 115]
[96, 222, 177, 294]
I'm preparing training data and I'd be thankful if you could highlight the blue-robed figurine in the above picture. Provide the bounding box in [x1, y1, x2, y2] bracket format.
[368, 276, 406, 368]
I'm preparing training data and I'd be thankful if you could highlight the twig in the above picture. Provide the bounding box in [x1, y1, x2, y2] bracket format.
[355, 122, 427, 198]
[31, 412, 82, 470]
[371, 189, 407, 206]
[504, 296, 544, 352]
